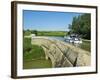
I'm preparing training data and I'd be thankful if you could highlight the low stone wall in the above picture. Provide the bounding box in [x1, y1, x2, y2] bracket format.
[31, 37, 90, 67]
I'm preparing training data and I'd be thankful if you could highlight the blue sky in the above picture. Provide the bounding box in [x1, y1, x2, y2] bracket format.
[23, 10, 82, 31]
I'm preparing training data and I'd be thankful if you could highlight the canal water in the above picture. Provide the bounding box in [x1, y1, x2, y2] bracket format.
[47, 36, 65, 42]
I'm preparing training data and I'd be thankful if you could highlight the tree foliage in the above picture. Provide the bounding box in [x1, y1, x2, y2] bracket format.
[31, 30, 38, 36]
[68, 14, 91, 39]
[23, 29, 38, 36]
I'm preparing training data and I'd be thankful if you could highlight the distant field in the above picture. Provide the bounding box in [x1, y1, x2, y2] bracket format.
[24, 30, 67, 37]
[37, 31, 66, 36]
[23, 38, 52, 69]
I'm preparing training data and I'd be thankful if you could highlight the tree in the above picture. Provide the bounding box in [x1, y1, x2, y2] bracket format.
[31, 30, 38, 36]
[68, 13, 91, 40]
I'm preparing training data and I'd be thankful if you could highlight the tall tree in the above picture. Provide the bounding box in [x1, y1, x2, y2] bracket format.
[68, 13, 91, 39]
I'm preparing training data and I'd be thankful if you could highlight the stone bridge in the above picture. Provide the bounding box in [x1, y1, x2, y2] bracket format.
[31, 37, 90, 68]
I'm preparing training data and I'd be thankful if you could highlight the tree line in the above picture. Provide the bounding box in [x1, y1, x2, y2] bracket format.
[23, 30, 38, 36]
[68, 13, 91, 40]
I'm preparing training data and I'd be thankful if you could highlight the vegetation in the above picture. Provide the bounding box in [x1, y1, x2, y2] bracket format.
[37, 31, 66, 36]
[80, 40, 91, 52]
[23, 29, 31, 36]
[24, 30, 67, 37]
[31, 30, 38, 36]
[23, 59, 52, 69]
[68, 14, 91, 40]
[23, 38, 52, 69]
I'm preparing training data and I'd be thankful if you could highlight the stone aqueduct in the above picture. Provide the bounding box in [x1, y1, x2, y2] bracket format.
[31, 37, 90, 67]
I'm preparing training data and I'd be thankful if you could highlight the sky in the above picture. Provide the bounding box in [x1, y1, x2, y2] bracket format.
[23, 10, 82, 31]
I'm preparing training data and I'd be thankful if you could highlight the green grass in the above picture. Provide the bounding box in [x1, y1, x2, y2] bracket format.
[23, 59, 52, 69]
[37, 31, 66, 37]
[80, 40, 91, 52]
[24, 31, 31, 36]
[24, 30, 67, 37]
[23, 38, 52, 69]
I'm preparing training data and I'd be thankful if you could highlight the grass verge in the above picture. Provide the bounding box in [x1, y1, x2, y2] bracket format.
[80, 40, 91, 52]
[23, 38, 52, 69]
